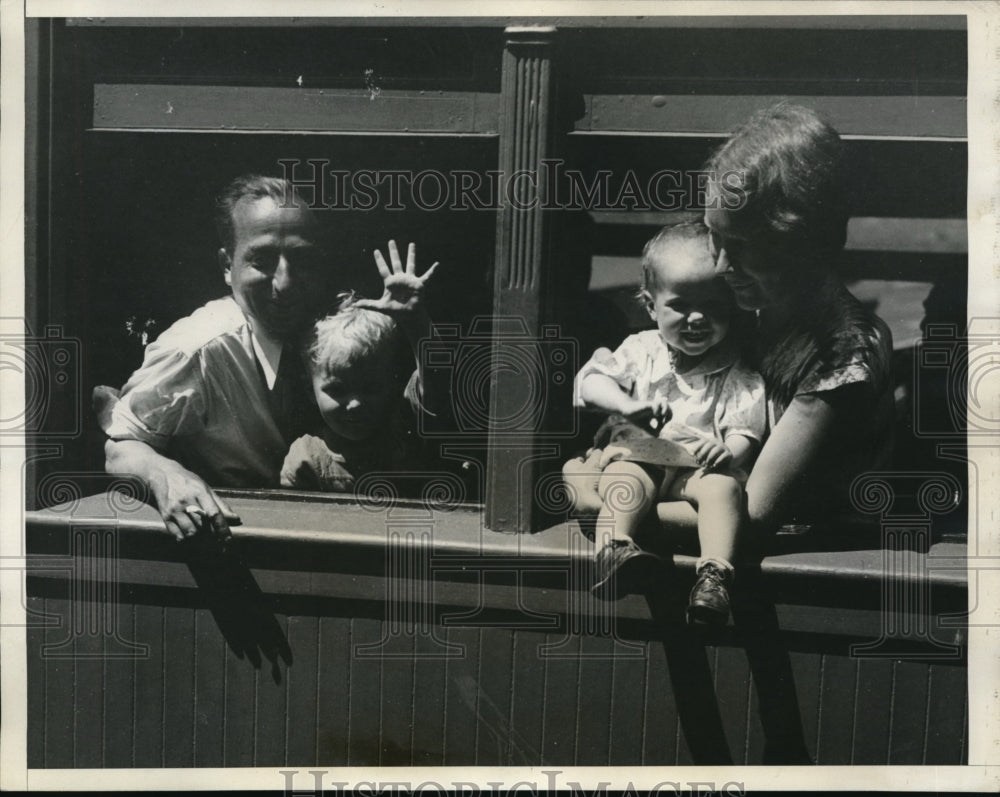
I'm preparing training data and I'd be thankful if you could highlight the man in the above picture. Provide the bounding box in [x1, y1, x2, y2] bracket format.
[102, 175, 332, 541]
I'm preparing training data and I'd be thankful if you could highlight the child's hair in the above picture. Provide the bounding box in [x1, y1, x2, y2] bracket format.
[705, 103, 849, 257]
[638, 218, 711, 298]
[306, 292, 413, 383]
[214, 174, 316, 253]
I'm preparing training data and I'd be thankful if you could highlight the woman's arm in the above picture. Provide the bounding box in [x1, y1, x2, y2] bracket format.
[656, 388, 862, 539]
[744, 387, 868, 534]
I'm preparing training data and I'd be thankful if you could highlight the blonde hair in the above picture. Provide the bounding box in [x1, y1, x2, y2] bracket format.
[306, 292, 413, 382]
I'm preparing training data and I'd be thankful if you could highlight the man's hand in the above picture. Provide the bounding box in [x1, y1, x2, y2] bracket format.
[355, 240, 439, 318]
[147, 459, 238, 542]
[105, 439, 238, 543]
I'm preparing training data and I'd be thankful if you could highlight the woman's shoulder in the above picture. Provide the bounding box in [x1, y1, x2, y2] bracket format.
[760, 279, 894, 407]
[797, 283, 893, 395]
[822, 284, 893, 376]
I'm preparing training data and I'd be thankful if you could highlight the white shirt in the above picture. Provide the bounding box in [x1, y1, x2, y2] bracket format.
[103, 297, 292, 487]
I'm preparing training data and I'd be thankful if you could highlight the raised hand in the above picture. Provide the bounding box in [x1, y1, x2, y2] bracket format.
[354, 240, 439, 317]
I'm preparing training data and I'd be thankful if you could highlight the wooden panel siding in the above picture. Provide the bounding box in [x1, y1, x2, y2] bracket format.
[26, 494, 968, 767]
[561, 137, 967, 220]
[587, 216, 968, 254]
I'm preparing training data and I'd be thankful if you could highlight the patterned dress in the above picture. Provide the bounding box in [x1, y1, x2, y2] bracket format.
[574, 330, 768, 475]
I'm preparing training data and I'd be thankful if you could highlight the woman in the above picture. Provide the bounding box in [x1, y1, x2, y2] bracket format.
[656, 103, 894, 543]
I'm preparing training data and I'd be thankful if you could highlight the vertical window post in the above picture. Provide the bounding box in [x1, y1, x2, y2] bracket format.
[486, 27, 558, 533]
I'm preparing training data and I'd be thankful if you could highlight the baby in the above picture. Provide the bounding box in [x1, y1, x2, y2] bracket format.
[280, 241, 440, 491]
[563, 220, 766, 624]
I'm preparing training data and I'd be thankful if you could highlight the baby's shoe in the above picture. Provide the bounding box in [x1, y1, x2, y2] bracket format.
[591, 539, 661, 601]
[686, 559, 733, 626]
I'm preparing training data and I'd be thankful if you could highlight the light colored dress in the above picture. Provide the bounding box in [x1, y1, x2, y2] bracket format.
[574, 329, 768, 458]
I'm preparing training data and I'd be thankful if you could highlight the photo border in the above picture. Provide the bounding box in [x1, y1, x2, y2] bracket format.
[2, 0, 997, 792]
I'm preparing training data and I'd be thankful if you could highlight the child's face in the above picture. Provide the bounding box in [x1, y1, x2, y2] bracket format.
[311, 345, 402, 442]
[645, 240, 732, 358]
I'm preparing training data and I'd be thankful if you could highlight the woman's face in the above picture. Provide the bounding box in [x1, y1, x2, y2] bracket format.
[703, 206, 791, 312]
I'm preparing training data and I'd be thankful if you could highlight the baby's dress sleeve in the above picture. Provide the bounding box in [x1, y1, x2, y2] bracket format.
[715, 363, 768, 446]
[102, 339, 207, 450]
[573, 334, 648, 408]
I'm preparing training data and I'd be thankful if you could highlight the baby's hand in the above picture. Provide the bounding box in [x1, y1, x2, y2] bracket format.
[690, 439, 733, 471]
[625, 394, 672, 432]
[596, 445, 635, 469]
[281, 435, 357, 492]
[354, 240, 439, 317]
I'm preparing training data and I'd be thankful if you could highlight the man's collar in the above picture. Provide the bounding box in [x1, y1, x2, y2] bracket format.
[247, 319, 284, 390]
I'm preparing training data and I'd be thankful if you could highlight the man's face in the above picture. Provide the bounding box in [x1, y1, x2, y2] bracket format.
[221, 196, 326, 338]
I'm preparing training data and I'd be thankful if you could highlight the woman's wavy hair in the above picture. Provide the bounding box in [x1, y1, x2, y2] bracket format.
[706, 103, 850, 261]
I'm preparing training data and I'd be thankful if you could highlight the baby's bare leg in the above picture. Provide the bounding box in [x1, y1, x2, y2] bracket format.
[671, 470, 744, 625]
[596, 461, 667, 543]
[671, 470, 744, 563]
[561, 450, 605, 514]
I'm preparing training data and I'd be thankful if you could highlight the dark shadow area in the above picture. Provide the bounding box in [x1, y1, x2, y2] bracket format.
[632, 513, 813, 764]
[730, 563, 813, 764]
[183, 535, 292, 683]
[891, 276, 969, 541]
[644, 573, 734, 765]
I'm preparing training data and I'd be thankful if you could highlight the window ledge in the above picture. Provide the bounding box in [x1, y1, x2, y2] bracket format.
[26, 489, 967, 588]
